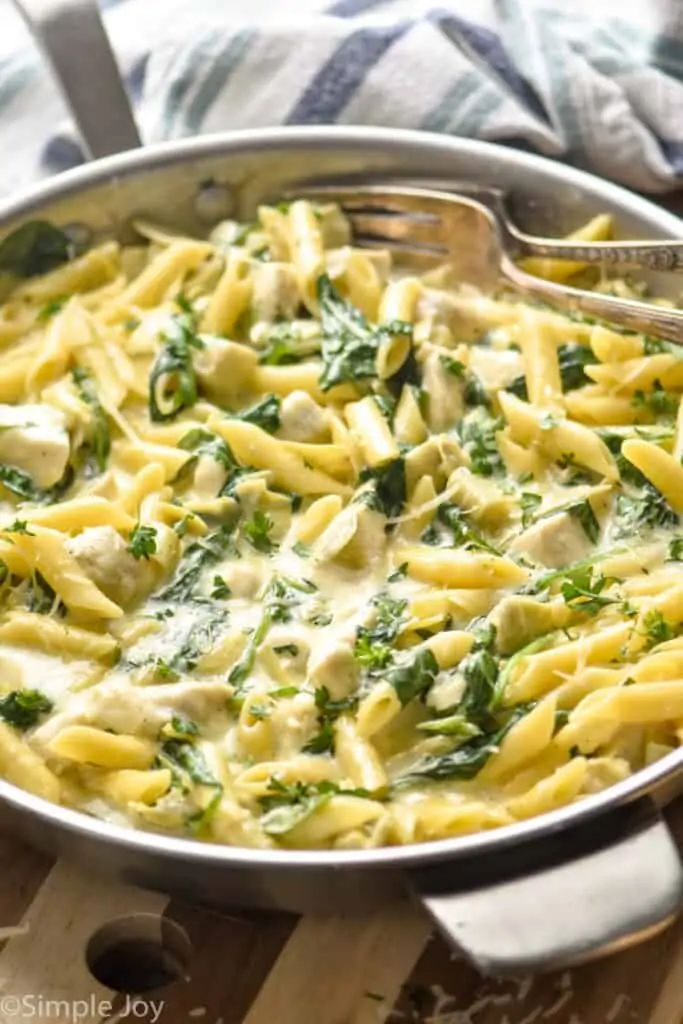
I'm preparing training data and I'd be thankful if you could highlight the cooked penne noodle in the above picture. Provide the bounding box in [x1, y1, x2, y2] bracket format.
[0, 196, 675, 853]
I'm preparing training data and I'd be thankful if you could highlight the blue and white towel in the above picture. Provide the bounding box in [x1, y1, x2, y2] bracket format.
[0, 0, 682, 197]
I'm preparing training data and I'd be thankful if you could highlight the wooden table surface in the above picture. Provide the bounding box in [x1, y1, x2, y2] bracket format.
[0, 189, 682, 1024]
[0, 801, 681, 1023]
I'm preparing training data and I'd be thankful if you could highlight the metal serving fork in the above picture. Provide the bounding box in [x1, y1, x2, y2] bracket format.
[296, 184, 683, 343]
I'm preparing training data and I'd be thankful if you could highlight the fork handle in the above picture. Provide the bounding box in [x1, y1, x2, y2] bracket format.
[506, 224, 683, 273]
[502, 256, 683, 343]
[12, 0, 141, 159]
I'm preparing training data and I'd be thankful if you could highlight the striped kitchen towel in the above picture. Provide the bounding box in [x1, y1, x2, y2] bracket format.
[0, 0, 682, 196]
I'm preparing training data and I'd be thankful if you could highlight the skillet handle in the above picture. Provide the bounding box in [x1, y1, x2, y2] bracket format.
[12, 0, 141, 159]
[409, 804, 683, 976]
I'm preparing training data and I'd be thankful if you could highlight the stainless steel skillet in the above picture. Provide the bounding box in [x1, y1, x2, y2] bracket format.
[5, 0, 683, 978]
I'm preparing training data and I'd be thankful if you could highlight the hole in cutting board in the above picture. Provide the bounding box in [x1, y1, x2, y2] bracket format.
[86, 913, 192, 994]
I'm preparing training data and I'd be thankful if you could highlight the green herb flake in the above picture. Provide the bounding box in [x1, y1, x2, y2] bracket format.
[242, 509, 276, 553]
[211, 575, 232, 600]
[0, 689, 53, 730]
[642, 610, 677, 650]
[128, 523, 157, 561]
[37, 296, 67, 323]
[4, 520, 34, 536]
[303, 686, 359, 754]
[520, 491, 542, 528]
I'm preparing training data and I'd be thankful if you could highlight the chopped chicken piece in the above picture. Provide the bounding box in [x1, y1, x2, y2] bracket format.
[307, 641, 358, 700]
[0, 403, 70, 488]
[66, 526, 153, 606]
[447, 466, 514, 528]
[278, 390, 329, 443]
[508, 512, 593, 569]
[251, 262, 300, 322]
[490, 595, 566, 656]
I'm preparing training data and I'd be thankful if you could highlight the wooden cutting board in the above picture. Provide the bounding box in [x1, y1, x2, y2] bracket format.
[0, 801, 682, 1024]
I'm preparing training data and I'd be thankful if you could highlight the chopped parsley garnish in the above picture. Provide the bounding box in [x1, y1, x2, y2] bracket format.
[127, 523, 157, 561]
[241, 509, 276, 553]
[4, 520, 34, 536]
[303, 686, 359, 754]
[458, 409, 505, 477]
[642, 610, 677, 650]
[354, 593, 408, 672]
[0, 689, 53, 730]
[37, 296, 67, 323]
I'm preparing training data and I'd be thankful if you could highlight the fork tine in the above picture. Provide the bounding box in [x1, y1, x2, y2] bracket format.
[352, 236, 447, 264]
[289, 185, 450, 251]
[289, 184, 456, 219]
[348, 210, 446, 249]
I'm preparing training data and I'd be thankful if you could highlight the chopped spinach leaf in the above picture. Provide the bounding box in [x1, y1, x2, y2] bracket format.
[259, 776, 370, 836]
[507, 344, 592, 401]
[560, 566, 617, 615]
[178, 428, 234, 472]
[388, 648, 439, 706]
[614, 484, 678, 538]
[0, 221, 72, 277]
[632, 381, 679, 420]
[159, 739, 221, 787]
[356, 457, 406, 519]
[149, 301, 204, 422]
[25, 571, 61, 615]
[395, 705, 531, 785]
[211, 575, 232, 599]
[317, 273, 411, 391]
[234, 394, 281, 434]
[72, 366, 110, 473]
[156, 523, 238, 602]
[668, 537, 683, 561]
